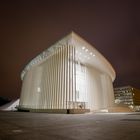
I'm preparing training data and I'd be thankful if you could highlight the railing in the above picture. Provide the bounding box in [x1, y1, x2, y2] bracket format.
[67, 101, 88, 109]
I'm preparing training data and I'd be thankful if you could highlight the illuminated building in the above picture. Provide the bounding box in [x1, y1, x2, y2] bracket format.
[114, 86, 140, 111]
[19, 32, 116, 113]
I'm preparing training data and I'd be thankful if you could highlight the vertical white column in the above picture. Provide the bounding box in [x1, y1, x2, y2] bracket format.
[64, 46, 67, 109]
[67, 45, 69, 109]
[41, 67, 45, 109]
[53, 51, 56, 109]
[66, 44, 69, 109]
[44, 60, 49, 109]
[52, 54, 55, 109]
[69, 46, 72, 109]
[68, 45, 71, 109]
[51, 54, 54, 109]
[48, 56, 52, 109]
[71, 46, 74, 109]
[59, 47, 62, 109]
[49, 56, 52, 109]
[74, 46, 77, 109]
[57, 48, 60, 109]
[62, 46, 64, 109]
[46, 60, 50, 109]
[69, 45, 72, 109]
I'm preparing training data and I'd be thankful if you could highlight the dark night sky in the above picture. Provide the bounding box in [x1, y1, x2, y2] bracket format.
[0, 0, 140, 99]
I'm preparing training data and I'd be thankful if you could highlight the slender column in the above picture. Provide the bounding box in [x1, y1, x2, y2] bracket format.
[60, 47, 63, 109]
[69, 45, 72, 109]
[45, 60, 49, 109]
[59, 48, 63, 109]
[68, 45, 71, 109]
[52, 54, 55, 109]
[71, 46, 74, 109]
[67, 45, 69, 109]
[49, 55, 53, 109]
[40, 70, 43, 109]
[61, 46, 65, 109]
[44, 65, 47, 109]
[53, 50, 56, 109]
[54, 51, 57, 109]
[66, 45, 68, 109]
[56, 49, 58, 109]
[74, 46, 76, 109]
[50, 55, 53, 109]
[47, 58, 50, 109]
[41, 67, 45, 109]
[57, 48, 60, 109]
[64, 46, 66, 109]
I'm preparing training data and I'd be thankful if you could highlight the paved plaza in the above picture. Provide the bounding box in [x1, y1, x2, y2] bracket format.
[0, 111, 140, 140]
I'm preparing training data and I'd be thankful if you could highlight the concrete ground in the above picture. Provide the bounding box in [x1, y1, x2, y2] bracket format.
[0, 111, 140, 140]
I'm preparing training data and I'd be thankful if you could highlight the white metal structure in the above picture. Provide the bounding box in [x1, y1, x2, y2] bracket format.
[19, 32, 116, 112]
[0, 99, 19, 111]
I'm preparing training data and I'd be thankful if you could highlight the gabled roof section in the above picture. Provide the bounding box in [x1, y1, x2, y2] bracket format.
[21, 31, 116, 81]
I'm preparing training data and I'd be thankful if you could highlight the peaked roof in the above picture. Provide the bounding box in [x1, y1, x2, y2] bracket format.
[21, 32, 116, 81]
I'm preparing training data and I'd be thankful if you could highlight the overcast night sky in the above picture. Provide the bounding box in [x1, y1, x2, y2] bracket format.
[0, 0, 140, 99]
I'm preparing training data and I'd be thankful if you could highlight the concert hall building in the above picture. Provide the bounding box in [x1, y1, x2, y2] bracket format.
[19, 32, 116, 113]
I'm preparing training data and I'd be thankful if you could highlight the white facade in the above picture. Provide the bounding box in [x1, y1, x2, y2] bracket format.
[19, 32, 116, 112]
